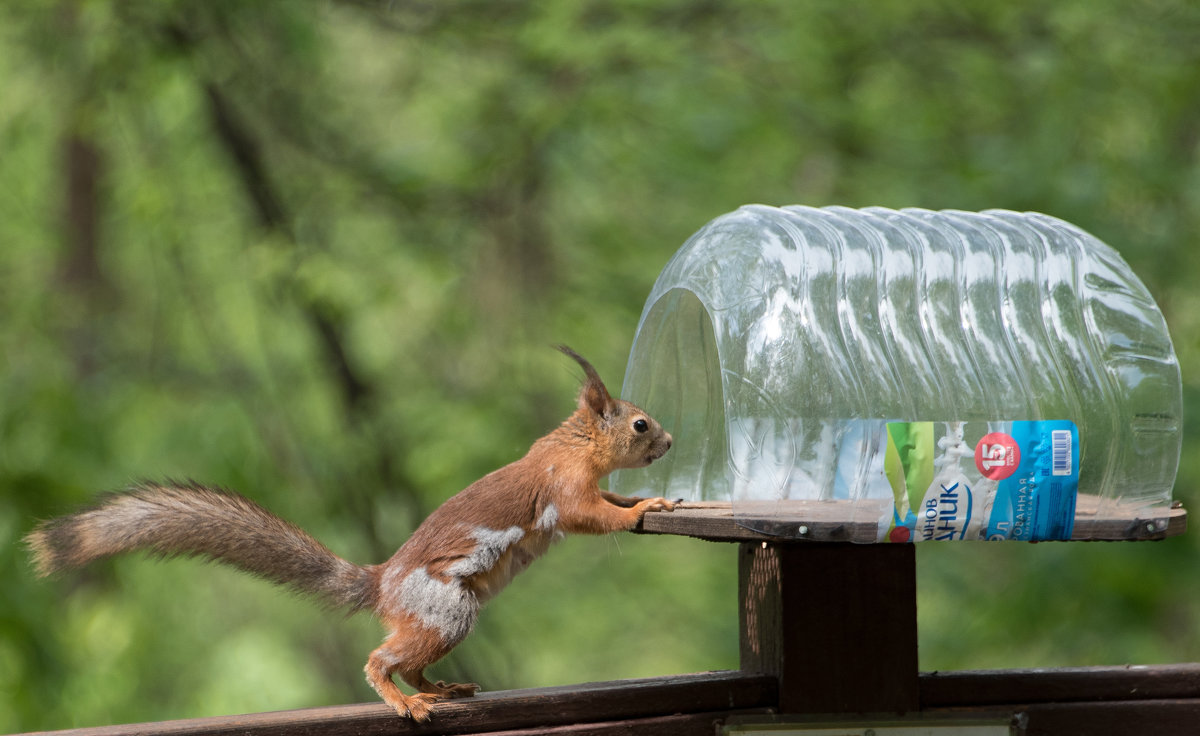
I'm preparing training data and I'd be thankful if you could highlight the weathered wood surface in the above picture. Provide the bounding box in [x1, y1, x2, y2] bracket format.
[740, 542, 919, 714]
[19, 672, 776, 736]
[638, 499, 1187, 543]
[921, 664, 1200, 736]
[1011, 699, 1200, 736]
[25, 665, 1200, 736]
[921, 663, 1200, 707]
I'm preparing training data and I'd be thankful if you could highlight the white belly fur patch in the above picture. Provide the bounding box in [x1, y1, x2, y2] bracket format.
[382, 511, 567, 640]
[536, 503, 559, 532]
[389, 566, 479, 644]
[446, 525, 526, 577]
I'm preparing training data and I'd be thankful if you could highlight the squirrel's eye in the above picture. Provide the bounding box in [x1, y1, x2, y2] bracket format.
[633, 419, 649, 433]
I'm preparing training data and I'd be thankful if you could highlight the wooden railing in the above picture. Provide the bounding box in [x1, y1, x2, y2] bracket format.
[20, 672, 776, 736]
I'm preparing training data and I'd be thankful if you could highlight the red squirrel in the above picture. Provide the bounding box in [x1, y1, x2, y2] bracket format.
[26, 346, 675, 722]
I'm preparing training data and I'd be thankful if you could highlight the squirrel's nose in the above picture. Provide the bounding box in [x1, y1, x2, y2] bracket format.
[664, 433, 673, 450]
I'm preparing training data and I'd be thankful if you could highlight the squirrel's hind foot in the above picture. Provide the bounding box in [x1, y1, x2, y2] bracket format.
[432, 680, 480, 698]
[383, 683, 476, 722]
[392, 692, 439, 722]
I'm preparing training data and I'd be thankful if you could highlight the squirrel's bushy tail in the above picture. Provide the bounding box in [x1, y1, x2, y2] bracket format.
[26, 481, 378, 613]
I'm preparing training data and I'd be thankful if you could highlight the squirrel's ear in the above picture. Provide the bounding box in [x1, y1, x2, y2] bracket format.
[557, 345, 613, 417]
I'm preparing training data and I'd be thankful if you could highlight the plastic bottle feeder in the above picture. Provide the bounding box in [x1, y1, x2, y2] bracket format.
[613, 205, 1186, 542]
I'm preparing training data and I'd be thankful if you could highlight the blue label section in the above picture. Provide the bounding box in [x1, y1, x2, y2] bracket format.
[886, 419, 1080, 542]
[922, 480, 973, 541]
[985, 420, 1079, 541]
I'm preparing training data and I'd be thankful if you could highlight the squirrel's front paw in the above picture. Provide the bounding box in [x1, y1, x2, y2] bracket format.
[644, 497, 675, 513]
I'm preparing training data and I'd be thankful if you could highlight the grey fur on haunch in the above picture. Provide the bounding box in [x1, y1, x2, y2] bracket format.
[26, 481, 376, 613]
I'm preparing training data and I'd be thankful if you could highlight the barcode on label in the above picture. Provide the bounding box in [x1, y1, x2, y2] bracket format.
[1052, 429, 1072, 476]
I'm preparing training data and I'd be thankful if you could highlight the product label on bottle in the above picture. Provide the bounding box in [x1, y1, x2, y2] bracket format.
[884, 420, 1079, 542]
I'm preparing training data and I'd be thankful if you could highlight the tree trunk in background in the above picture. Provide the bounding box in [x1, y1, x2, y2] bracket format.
[58, 132, 111, 377]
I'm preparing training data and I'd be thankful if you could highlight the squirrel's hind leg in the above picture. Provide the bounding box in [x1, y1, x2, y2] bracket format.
[365, 644, 435, 721]
[365, 619, 477, 721]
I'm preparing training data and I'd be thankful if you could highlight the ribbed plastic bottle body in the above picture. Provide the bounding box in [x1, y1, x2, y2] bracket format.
[615, 205, 1181, 538]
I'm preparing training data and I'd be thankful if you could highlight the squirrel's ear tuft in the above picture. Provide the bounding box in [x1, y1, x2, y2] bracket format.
[557, 345, 613, 417]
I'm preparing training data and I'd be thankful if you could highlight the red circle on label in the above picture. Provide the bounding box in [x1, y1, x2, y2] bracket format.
[975, 432, 1021, 480]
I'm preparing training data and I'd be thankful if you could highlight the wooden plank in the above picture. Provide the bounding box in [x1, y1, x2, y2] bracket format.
[19, 672, 777, 736]
[921, 664, 1200, 707]
[922, 665, 1200, 735]
[458, 709, 774, 736]
[739, 542, 919, 714]
[639, 500, 1187, 543]
[641, 502, 879, 543]
[1017, 699, 1200, 736]
[919, 700, 1200, 736]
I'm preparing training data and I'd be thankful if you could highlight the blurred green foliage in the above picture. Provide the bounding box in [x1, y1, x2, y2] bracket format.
[2, 0, 1200, 731]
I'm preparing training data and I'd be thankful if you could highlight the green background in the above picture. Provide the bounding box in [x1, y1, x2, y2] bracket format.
[3, 1, 1199, 730]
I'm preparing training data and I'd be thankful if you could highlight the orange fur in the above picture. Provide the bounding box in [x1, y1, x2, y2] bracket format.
[26, 346, 674, 722]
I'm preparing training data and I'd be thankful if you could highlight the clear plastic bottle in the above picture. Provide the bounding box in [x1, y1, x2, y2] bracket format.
[611, 205, 1181, 541]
